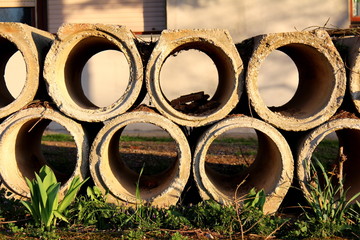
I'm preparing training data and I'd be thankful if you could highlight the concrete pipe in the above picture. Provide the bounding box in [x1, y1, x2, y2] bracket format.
[0, 106, 89, 199]
[244, 30, 346, 131]
[0, 23, 54, 119]
[333, 36, 360, 114]
[193, 115, 294, 214]
[297, 116, 360, 203]
[146, 29, 244, 127]
[89, 109, 191, 207]
[43, 23, 144, 122]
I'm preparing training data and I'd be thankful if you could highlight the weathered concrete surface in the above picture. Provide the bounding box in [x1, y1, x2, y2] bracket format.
[146, 29, 244, 127]
[44, 23, 144, 122]
[297, 117, 360, 203]
[0, 106, 89, 199]
[333, 36, 360, 114]
[193, 115, 294, 214]
[89, 110, 191, 207]
[0, 23, 54, 119]
[241, 30, 346, 131]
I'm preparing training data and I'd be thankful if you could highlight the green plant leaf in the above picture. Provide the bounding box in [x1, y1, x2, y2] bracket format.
[53, 210, 68, 223]
[34, 173, 47, 208]
[58, 176, 88, 214]
[41, 166, 57, 189]
[45, 182, 60, 226]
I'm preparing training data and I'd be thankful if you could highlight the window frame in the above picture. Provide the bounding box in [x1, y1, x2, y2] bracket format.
[0, 0, 47, 30]
[350, 0, 360, 25]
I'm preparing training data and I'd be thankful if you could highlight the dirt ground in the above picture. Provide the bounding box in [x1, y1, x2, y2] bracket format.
[41, 139, 257, 177]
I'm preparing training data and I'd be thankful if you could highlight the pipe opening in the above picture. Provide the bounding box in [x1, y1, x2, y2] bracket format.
[258, 50, 298, 107]
[107, 123, 179, 200]
[159, 42, 235, 116]
[81, 50, 130, 108]
[4, 51, 26, 99]
[205, 127, 282, 198]
[15, 119, 77, 185]
[65, 36, 128, 109]
[311, 129, 360, 201]
[160, 49, 218, 114]
[0, 39, 24, 106]
[269, 44, 335, 119]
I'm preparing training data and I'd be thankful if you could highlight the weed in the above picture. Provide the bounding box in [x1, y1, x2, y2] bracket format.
[0, 189, 27, 231]
[21, 165, 88, 232]
[235, 188, 287, 238]
[347, 201, 360, 237]
[184, 200, 238, 234]
[293, 157, 360, 238]
[69, 186, 128, 230]
[170, 231, 189, 240]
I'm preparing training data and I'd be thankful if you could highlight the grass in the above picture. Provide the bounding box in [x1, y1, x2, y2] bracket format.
[312, 139, 339, 169]
[42, 133, 258, 145]
[1, 137, 359, 239]
[42, 134, 74, 142]
[214, 137, 258, 145]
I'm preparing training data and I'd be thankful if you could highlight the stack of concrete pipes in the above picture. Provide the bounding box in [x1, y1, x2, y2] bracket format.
[0, 22, 359, 214]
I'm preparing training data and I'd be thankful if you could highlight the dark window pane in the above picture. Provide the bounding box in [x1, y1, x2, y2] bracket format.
[0, 7, 33, 25]
[355, 1, 360, 16]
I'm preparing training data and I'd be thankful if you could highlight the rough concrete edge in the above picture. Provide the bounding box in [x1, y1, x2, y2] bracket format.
[244, 30, 346, 131]
[43, 23, 144, 122]
[89, 110, 191, 207]
[193, 115, 294, 214]
[0, 106, 89, 199]
[145, 28, 244, 127]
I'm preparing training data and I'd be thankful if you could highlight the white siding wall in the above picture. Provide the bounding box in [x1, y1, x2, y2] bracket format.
[47, 0, 166, 33]
[165, 0, 349, 107]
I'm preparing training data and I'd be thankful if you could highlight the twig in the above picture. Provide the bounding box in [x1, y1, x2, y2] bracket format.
[0, 218, 30, 224]
[265, 219, 289, 240]
[234, 177, 248, 240]
[338, 146, 347, 196]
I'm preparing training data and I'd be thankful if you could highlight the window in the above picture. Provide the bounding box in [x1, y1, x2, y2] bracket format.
[350, 0, 360, 26]
[0, 7, 34, 25]
[0, 0, 47, 30]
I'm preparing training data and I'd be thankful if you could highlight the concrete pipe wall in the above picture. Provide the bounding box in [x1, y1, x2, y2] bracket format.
[0, 106, 89, 199]
[297, 117, 360, 203]
[243, 30, 346, 131]
[43, 23, 144, 122]
[146, 29, 244, 127]
[193, 115, 294, 214]
[0, 23, 54, 119]
[89, 109, 191, 207]
[333, 36, 360, 114]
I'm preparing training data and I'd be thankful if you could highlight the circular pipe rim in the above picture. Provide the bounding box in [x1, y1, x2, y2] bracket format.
[89, 111, 191, 207]
[246, 30, 346, 131]
[297, 118, 360, 202]
[193, 115, 294, 213]
[0, 23, 40, 118]
[0, 107, 89, 199]
[44, 25, 144, 122]
[146, 29, 243, 127]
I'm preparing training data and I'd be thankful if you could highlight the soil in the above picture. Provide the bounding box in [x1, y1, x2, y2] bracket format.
[41, 139, 256, 177]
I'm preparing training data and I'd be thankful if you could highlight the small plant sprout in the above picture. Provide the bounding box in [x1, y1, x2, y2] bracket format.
[301, 157, 360, 237]
[21, 165, 88, 231]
